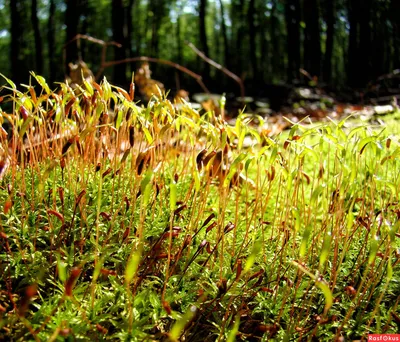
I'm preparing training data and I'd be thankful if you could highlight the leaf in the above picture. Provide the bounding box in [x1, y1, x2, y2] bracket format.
[31, 72, 51, 94]
[223, 153, 246, 187]
[319, 233, 332, 268]
[57, 255, 67, 282]
[358, 136, 375, 154]
[125, 247, 142, 284]
[93, 258, 104, 282]
[102, 77, 112, 101]
[227, 314, 240, 342]
[169, 305, 197, 341]
[170, 179, 177, 211]
[368, 236, 379, 264]
[83, 76, 94, 95]
[300, 225, 312, 257]
[193, 166, 200, 192]
[315, 279, 333, 313]
[19, 116, 34, 138]
[113, 86, 131, 101]
[115, 109, 123, 129]
[0, 73, 16, 89]
[142, 126, 153, 144]
[244, 240, 262, 273]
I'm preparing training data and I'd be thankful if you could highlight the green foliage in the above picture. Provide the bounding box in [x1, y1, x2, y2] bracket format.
[0, 75, 400, 341]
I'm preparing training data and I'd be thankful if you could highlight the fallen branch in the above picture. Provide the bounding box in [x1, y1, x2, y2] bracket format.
[63, 34, 121, 73]
[63, 34, 210, 94]
[100, 57, 210, 94]
[186, 41, 245, 100]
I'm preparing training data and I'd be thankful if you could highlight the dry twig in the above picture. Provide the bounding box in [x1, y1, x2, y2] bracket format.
[63, 34, 210, 94]
[186, 41, 245, 100]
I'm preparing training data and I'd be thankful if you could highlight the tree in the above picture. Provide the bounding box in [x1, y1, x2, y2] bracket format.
[231, 0, 245, 76]
[149, 0, 167, 57]
[218, 0, 230, 70]
[358, 0, 371, 84]
[370, 1, 390, 79]
[199, 0, 210, 82]
[112, 0, 126, 86]
[347, 0, 358, 87]
[125, 0, 136, 74]
[31, 0, 43, 74]
[285, 0, 301, 82]
[270, 0, 285, 82]
[258, 1, 269, 82]
[176, 1, 183, 65]
[391, 0, 400, 69]
[303, 0, 322, 79]
[65, 0, 81, 71]
[323, 0, 335, 83]
[348, 0, 372, 87]
[10, 0, 27, 85]
[47, 0, 56, 83]
[247, 0, 258, 81]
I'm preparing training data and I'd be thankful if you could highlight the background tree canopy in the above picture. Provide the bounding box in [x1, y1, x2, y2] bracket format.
[0, 0, 399, 96]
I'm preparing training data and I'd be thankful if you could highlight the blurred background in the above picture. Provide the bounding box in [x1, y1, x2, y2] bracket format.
[0, 0, 399, 105]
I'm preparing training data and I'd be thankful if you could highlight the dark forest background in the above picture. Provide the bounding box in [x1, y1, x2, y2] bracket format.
[0, 0, 399, 98]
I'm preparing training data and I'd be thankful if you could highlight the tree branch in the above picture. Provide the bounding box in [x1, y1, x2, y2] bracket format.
[63, 34, 210, 94]
[186, 41, 245, 100]
[101, 57, 209, 93]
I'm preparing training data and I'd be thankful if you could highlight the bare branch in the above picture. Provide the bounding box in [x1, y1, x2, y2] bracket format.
[102, 56, 209, 93]
[186, 41, 245, 100]
[63, 34, 122, 76]
[63, 34, 210, 94]
[64, 34, 122, 49]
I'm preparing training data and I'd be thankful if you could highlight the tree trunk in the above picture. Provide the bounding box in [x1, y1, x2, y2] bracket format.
[358, 0, 371, 86]
[199, 0, 210, 82]
[391, 0, 400, 69]
[213, 3, 221, 68]
[258, 2, 269, 82]
[47, 0, 56, 83]
[303, 0, 321, 79]
[370, 2, 388, 78]
[134, 0, 142, 57]
[31, 0, 43, 74]
[285, 0, 301, 82]
[323, 0, 335, 83]
[232, 0, 245, 77]
[65, 0, 81, 71]
[270, 0, 284, 81]
[126, 0, 135, 73]
[150, 1, 165, 57]
[247, 0, 258, 81]
[79, 1, 90, 62]
[347, 0, 359, 87]
[176, 5, 183, 65]
[218, 0, 230, 70]
[10, 0, 25, 85]
[348, 0, 372, 88]
[112, 0, 126, 86]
